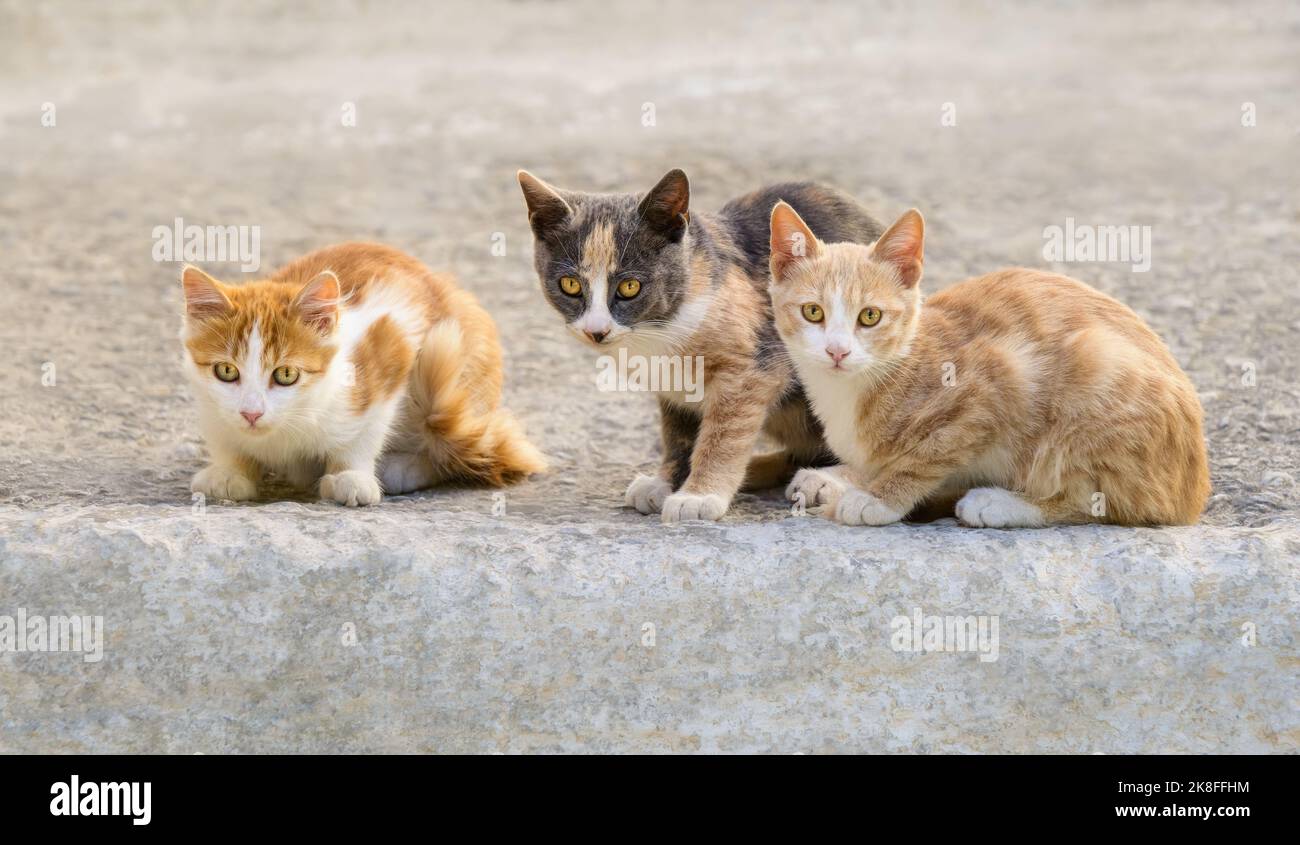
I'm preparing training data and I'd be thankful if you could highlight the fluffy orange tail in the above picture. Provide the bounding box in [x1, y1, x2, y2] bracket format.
[413, 321, 547, 486]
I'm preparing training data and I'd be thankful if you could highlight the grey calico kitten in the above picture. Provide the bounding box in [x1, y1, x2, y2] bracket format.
[518, 168, 883, 522]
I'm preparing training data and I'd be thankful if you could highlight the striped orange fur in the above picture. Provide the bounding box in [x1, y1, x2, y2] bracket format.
[770, 204, 1210, 527]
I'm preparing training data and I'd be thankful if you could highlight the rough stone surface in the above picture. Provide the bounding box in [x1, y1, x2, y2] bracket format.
[1, 1, 1297, 753]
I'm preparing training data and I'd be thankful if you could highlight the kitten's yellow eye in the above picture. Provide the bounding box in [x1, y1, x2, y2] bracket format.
[801, 303, 824, 323]
[616, 278, 641, 299]
[858, 307, 882, 327]
[559, 276, 582, 296]
[272, 365, 300, 386]
[213, 362, 239, 382]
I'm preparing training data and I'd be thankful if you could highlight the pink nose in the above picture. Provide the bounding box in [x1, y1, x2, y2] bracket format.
[826, 348, 849, 364]
[241, 410, 263, 426]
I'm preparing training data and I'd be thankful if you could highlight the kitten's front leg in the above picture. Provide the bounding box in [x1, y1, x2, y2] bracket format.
[320, 433, 386, 507]
[625, 400, 699, 515]
[191, 448, 260, 502]
[661, 373, 779, 524]
[320, 464, 383, 507]
[835, 488, 907, 526]
[835, 462, 955, 526]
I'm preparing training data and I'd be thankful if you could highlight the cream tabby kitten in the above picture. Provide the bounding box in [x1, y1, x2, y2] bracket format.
[181, 242, 545, 506]
[769, 203, 1210, 527]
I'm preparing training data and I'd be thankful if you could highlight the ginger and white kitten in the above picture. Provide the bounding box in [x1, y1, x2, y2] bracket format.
[768, 203, 1210, 527]
[181, 242, 545, 506]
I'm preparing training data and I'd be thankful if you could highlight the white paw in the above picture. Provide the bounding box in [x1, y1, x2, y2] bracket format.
[320, 470, 383, 507]
[661, 491, 729, 523]
[834, 489, 903, 526]
[956, 487, 1043, 528]
[378, 452, 435, 494]
[786, 466, 849, 510]
[191, 464, 257, 502]
[624, 474, 673, 514]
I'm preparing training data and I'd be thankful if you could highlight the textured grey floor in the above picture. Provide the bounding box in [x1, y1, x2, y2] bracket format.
[0, 0, 1297, 752]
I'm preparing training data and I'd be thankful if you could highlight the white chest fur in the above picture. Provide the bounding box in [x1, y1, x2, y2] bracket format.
[797, 364, 872, 470]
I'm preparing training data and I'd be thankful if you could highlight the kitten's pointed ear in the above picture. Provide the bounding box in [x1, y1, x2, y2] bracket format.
[872, 209, 925, 288]
[518, 170, 572, 237]
[293, 270, 340, 334]
[637, 169, 690, 241]
[769, 201, 820, 282]
[181, 265, 232, 320]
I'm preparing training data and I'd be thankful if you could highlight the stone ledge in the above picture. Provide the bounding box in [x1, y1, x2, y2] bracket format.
[1, 504, 1294, 753]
